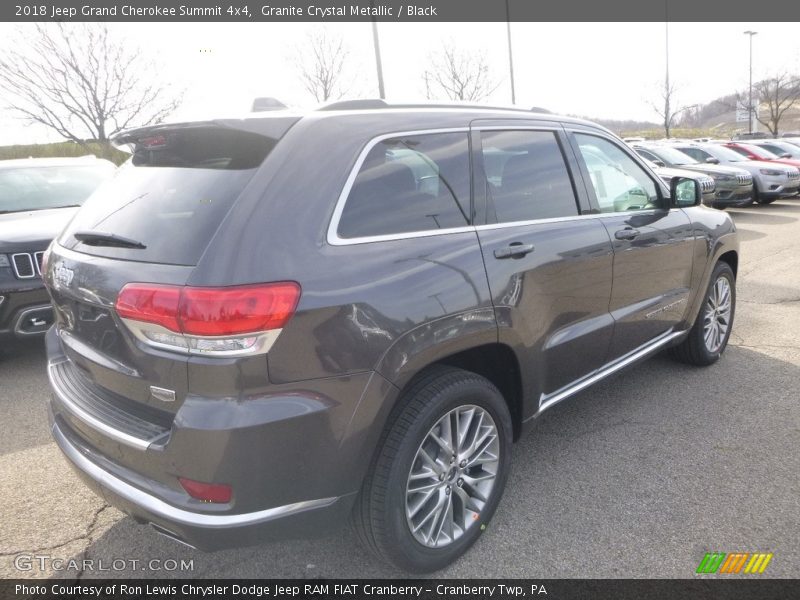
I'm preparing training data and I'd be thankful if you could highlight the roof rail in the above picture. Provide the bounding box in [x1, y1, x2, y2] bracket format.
[317, 99, 547, 114]
[318, 99, 390, 111]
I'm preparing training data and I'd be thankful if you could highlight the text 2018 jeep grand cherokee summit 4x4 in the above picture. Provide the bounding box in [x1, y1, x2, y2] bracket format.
[43, 103, 738, 572]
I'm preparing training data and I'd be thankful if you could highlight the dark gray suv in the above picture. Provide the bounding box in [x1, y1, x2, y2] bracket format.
[43, 103, 739, 572]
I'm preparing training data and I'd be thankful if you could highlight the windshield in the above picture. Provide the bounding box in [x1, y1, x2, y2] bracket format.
[646, 146, 699, 166]
[0, 164, 114, 214]
[702, 145, 747, 162]
[759, 142, 800, 158]
[739, 143, 779, 159]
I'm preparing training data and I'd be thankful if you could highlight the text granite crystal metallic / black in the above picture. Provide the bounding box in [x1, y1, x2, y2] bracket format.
[42, 102, 739, 573]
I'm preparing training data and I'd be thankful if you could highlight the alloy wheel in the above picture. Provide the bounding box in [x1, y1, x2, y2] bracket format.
[405, 405, 500, 548]
[703, 276, 732, 353]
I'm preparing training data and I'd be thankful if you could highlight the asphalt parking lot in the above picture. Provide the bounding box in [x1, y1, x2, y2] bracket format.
[1, 200, 799, 580]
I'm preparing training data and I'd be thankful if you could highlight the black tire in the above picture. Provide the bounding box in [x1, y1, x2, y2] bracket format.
[753, 182, 764, 205]
[670, 261, 736, 366]
[352, 366, 513, 573]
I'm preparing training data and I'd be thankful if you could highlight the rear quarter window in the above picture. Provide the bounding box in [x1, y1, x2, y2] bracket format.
[336, 132, 471, 239]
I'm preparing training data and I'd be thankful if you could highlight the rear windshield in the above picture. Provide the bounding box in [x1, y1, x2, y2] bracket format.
[0, 164, 114, 214]
[60, 128, 277, 266]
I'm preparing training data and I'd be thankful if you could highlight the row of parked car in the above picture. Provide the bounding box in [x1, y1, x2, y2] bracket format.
[625, 137, 800, 209]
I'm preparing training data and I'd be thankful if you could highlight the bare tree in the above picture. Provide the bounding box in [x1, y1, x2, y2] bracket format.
[743, 73, 800, 137]
[0, 24, 182, 154]
[650, 79, 695, 139]
[295, 30, 352, 103]
[423, 44, 499, 102]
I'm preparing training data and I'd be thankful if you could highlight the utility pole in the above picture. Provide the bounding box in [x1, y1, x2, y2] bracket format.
[744, 30, 758, 134]
[370, 1, 385, 99]
[665, 20, 670, 137]
[505, 0, 516, 104]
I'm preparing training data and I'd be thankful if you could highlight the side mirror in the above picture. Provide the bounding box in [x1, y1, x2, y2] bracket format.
[780, 152, 792, 159]
[670, 176, 701, 208]
[705, 157, 720, 164]
[653, 160, 666, 168]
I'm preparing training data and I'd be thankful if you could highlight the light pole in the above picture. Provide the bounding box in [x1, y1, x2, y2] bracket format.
[370, 1, 385, 99]
[744, 30, 757, 134]
[505, 0, 516, 104]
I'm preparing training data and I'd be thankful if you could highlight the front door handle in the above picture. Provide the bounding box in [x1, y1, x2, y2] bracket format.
[614, 227, 641, 241]
[494, 243, 535, 259]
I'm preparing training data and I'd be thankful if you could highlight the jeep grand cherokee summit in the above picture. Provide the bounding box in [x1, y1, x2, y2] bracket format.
[43, 103, 738, 572]
[0, 157, 115, 347]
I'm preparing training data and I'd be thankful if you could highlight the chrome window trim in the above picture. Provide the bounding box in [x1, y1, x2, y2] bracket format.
[11, 253, 36, 279]
[326, 127, 471, 247]
[473, 209, 663, 231]
[326, 125, 672, 246]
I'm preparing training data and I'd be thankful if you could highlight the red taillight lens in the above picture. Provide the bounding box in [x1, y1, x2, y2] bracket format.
[178, 477, 232, 503]
[115, 284, 182, 332]
[179, 283, 300, 336]
[115, 282, 300, 336]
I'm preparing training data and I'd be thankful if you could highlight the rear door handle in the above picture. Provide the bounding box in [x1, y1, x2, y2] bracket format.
[614, 227, 641, 240]
[494, 243, 535, 259]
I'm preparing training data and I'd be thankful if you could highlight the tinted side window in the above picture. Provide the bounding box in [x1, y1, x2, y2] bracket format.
[760, 143, 787, 156]
[575, 134, 660, 213]
[728, 146, 751, 158]
[337, 132, 470, 239]
[679, 147, 709, 162]
[480, 130, 579, 223]
[634, 148, 660, 163]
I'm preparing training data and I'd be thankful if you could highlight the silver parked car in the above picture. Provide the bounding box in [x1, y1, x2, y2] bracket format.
[643, 159, 716, 207]
[750, 139, 800, 161]
[631, 144, 754, 209]
[673, 142, 800, 205]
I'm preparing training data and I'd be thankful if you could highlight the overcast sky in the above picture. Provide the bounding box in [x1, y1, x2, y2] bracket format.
[1, 21, 799, 145]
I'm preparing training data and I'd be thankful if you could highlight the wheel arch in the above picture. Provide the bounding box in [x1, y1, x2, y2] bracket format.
[718, 250, 738, 278]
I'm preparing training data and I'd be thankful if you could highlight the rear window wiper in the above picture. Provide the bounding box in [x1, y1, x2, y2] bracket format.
[73, 230, 147, 249]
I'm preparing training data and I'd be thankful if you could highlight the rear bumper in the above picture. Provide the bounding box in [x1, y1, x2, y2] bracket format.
[50, 416, 354, 550]
[45, 326, 394, 550]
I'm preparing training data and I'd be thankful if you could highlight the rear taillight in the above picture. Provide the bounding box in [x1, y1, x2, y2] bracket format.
[115, 282, 300, 356]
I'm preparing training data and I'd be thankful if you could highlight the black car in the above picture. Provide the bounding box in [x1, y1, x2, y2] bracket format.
[0, 157, 115, 348]
[43, 103, 739, 572]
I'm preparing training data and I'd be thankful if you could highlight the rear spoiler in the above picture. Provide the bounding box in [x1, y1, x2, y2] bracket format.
[111, 117, 301, 151]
